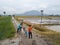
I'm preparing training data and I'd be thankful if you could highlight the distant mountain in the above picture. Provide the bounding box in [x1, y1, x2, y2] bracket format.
[15, 10, 41, 16]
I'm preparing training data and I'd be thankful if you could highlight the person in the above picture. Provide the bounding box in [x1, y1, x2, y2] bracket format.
[23, 27, 28, 37]
[28, 25, 32, 39]
[17, 23, 22, 35]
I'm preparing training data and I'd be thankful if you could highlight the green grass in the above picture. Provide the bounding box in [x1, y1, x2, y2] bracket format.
[0, 16, 15, 40]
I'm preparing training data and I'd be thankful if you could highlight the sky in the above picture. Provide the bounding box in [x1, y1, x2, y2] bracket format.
[0, 0, 60, 15]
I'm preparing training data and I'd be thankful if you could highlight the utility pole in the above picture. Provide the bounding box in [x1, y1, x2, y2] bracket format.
[41, 10, 43, 23]
[40, 10, 43, 27]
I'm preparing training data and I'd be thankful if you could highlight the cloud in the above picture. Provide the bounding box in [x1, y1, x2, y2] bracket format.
[0, 0, 60, 15]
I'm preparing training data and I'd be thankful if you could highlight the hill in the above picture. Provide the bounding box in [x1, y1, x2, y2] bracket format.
[15, 10, 41, 16]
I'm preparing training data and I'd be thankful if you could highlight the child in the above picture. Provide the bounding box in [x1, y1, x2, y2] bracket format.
[23, 27, 28, 37]
[28, 25, 32, 39]
[17, 23, 22, 34]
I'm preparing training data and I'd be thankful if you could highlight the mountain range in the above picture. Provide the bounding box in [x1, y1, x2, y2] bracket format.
[15, 10, 41, 16]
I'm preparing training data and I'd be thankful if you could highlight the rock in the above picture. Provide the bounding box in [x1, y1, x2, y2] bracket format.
[11, 41, 15, 44]
[32, 40, 37, 45]
[35, 35, 38, 37]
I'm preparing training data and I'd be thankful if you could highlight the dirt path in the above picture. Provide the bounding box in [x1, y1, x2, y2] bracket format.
[0, 17, 48, 45]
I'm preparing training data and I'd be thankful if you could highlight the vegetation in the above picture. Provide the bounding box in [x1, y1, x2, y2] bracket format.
[0, 16, 15, 40]
[14, 16, 60, 19]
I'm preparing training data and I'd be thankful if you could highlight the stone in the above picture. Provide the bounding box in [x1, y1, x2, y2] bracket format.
[11, 41, 15, 44]
[35, 35, 38, 37]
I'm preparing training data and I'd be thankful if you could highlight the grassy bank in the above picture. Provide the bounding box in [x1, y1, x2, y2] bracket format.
[0, 16, 15, 40]
[23, 21, 56, 32]
[14, 16, 60, 19]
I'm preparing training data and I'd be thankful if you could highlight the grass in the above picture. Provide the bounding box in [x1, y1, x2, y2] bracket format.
[0, 16, 15, 40]
[15, 16, 60, 45]
[14, 16, 60, 19]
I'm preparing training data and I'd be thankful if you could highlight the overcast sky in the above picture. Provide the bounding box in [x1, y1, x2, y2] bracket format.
[0, 0, 60, 15]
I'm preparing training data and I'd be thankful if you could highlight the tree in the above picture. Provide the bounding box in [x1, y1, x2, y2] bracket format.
[3, 11, 6, 15]
[13, 15, 15, 17]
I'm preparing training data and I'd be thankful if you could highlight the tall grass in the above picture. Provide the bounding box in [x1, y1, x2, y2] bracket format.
[0, 16, 15, 40]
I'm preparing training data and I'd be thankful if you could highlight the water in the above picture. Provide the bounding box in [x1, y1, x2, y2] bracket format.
[23, 18, 60, 24]
[23, 18, 60, 32]
[46, 26, 60, 32]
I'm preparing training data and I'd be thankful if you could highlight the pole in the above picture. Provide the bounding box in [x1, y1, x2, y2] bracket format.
[40, 10, 43, 27]
[41, 10, 43, 23]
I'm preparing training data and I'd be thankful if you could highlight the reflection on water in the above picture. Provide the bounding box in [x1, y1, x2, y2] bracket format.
[23, 18, 60, 24]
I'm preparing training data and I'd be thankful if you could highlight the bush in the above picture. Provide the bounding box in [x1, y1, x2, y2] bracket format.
[0, 16, 15, 40]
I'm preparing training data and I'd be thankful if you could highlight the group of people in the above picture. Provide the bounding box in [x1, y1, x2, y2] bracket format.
[17, 22, 32, 39]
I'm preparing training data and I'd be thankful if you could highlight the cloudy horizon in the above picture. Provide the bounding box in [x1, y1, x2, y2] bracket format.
[0, 0, 60, 15]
